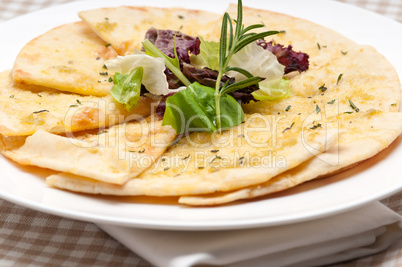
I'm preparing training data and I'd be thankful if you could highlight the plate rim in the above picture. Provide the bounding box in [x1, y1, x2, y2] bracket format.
[0, 0, 401, 231]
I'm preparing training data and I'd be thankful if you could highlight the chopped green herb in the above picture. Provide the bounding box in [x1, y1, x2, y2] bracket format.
[103, 64, 108, 69]
[341, 50, 348, 55]
[210, 155, 222, 163]
[178, 15, 184, 19]
[38, 93, 42, 97]
[98, 80, 101, 83]
[182, 154, 190, 160]
[96, 57, 101, 60]
[99, 72, 108, 76]
[108, 77, 113, 82]
[344, 111, 353, 114]
[283, 122, 295, 133]
[285, 105, 291, 112]
[76, 99, 82, 105]
[316, 105, 321, 114]
[163, 167, 170, 171]
[33, 110, 49, 114]
[104, 17, 109, 20]
[95, 130, 108, 135]
[70, 104, 78, 107]
[310, 123, 322, 130]
[327, 99, 336, 104]
[319, 84, 327, 92]
[129, 148, 145, 153]
[391, 103, 397, 106]
[238, 156, 245, 164]
[210, 149, 220, 153]
[348, 100, 359, 112]
[9, 95, 14, 98]
[105, 43, 111, 48]
[317, 42, 321, 50]
[336, 74, 343, 84]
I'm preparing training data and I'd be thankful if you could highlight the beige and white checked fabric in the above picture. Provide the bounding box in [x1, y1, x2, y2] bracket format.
[337, 0, 402, 22]
[0, 0, 401, 266]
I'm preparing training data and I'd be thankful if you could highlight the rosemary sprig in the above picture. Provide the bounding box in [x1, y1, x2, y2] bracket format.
[214, 0, 280, 132]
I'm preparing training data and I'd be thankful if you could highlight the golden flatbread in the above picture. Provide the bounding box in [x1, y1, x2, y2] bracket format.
[79, 6, 222, 55]
[179, 111, 402, 205]
[0, 70, 152, 136]
[244, 46, 400, 119]
[227, 4, 357, 70]
[12, 21, 116, 96]
[46, 113, 339, 196]
[2, 117, 176, 184]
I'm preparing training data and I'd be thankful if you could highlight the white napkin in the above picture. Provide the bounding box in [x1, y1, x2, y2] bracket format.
[98, 201, 402, 267]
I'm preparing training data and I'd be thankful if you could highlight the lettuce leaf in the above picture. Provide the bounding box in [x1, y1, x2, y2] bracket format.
[110, 67, 143, 111]
[193, 41, 284, 83]
[105, 52, 181, 96]
[163, 82, 244, 134]
[227, 42, 285, 81]
[191, 36, 220, 70]
[252, 78, 291, 101]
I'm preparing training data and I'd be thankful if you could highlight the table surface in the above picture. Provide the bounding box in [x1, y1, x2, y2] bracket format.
[0, 0, 401, 266]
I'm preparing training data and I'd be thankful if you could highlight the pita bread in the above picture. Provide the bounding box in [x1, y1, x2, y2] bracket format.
[46, 113, 339, 196]
[0, 70, 152, 136]
[12, 21, 116, 96]
[244, 46, 400, 119]
[179, 111, 402, 205]
[227, 4, 357, 70]
[2, 117, 176, 184]
[79, 6, 222, 55]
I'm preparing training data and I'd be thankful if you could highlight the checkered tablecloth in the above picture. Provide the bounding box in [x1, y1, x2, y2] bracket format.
[0, 0, 401, 266]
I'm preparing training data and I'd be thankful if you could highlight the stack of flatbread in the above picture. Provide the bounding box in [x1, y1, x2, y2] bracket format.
[0, 4, 401, 206]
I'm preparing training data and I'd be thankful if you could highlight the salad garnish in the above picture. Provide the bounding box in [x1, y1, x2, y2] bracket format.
[106, 0, 310, 134]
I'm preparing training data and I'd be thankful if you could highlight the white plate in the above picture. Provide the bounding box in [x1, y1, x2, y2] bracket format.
[0, 0, 401, 231]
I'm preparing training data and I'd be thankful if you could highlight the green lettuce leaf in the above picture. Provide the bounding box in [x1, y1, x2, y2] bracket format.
[192, 36, 220, 70]
[252, 78, 291, 101]
[227, 42, 284, 81]
[163, 82, 244, 134]
[110, 67, 143, 111]
[106, 52, 185, 96]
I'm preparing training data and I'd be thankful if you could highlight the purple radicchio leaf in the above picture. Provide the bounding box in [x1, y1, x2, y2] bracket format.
[144, 28, 201, 64]
[256, 40, 309, 74]
[156, 65, 259, 118]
